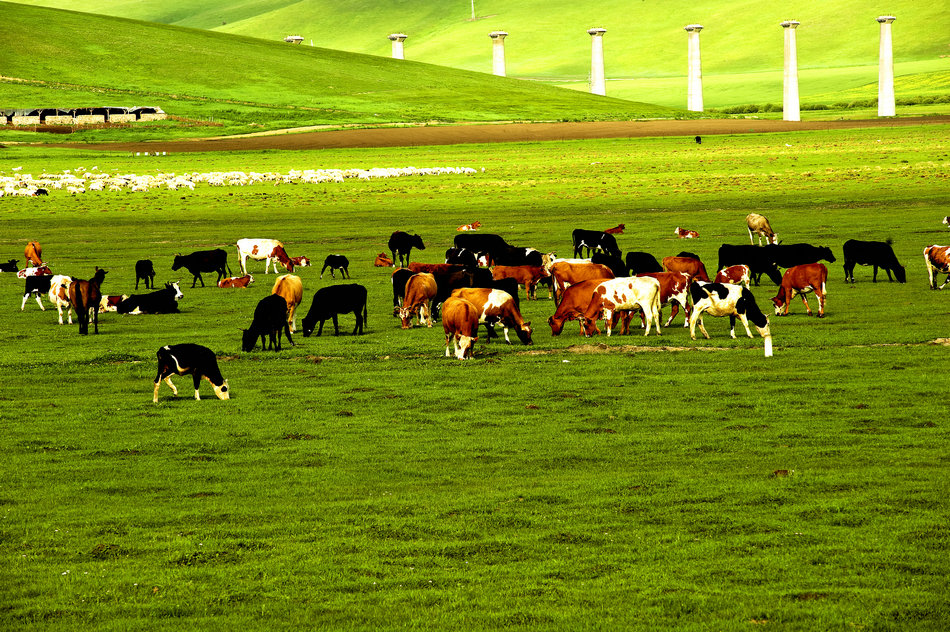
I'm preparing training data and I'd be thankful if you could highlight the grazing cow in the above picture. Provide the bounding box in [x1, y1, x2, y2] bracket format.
[715, 265, 752, 289]
[625, 251, 664, 275]
[449, 287, 532, 344]
[218, 274, 254, 288]
[550, 261, 615, 304]
[746, 213, 778, 245]
[17, 265, 51, 279]
[662, 256, 710, 282]
[320, 254, 350, 279]
[289, 256, 311, 268]
[605, 224, 625, 235]
[637, 271, 692, 327]
[442, 297, 480, 359]
[491, 265, 549, 300]
[374, 252, 394, 267]
[0, 259, 18, 273]
[21, 274, 55, 311]
[48, 275, 74, 324]
[388, 231, 425, 268]
[675, 227, 699, 239]
[772, 263, 828, 317]
[272, 274, 303, 332]
[391, 267, 416, 314]
[98, 295, 129, 313]
[548, 279, 605, 336]
[118, 282, 184, 314]
[717, 244, 784, 286]
[444, 247, 478, 268]
[399, 272, 438, 328]
[689, 281, 773, 356]
[842, 239, 906, 283]
[457, 221, 482, 232]
[172, 249, 231, 287]
[24, 241, 42, 267]
[34, 188, 49, 196]
[765, 243, 837, 269]
[153, 343, 230, 403]
[242, 294, 293, 351]
[453, 233, 509, 258]
[301, 284, 368, 336]
[236, 238, 294, 275]
[923, 245, 950, 290]
[592, 252, 629, 278]
[135, 259, 155, 289]
[68, 267, 107, 335]
[572, 229, 621, 259]
[581, 277, 662, 337]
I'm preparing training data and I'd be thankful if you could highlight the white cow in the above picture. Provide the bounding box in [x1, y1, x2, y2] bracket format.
[47, 275, 74, 324]
[746, 213, 778, 246]
[581, 276, 662, 337]
[236, 238, 295, 275]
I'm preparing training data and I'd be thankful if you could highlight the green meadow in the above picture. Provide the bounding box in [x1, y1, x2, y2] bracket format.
[1, 123, 949, 629]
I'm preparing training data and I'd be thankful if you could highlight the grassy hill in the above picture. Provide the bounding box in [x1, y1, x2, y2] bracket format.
[8, 0, 950, 107]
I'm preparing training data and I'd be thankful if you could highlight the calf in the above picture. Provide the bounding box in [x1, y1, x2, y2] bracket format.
[48, 275, 74, 324]
[320, 254, 350, 279]
[442, 297, 480, 359]
[272, 274, 303, 332]
[172, 249, 231, 287]
[388, 231, 425, 267]
[0, 259, 18, 273]
[449, 287, 532, 344]
[99, 294, 129, 313]
[242, 294, 293, 351]
[69, 267, 107, 335]
[301, 284, 368, 336]
[842, 239, 906, 283]
[21, 274, 55, 311]
[572, 229, 621, 259]
[24, 241, 42, 267]
[548, 279, 605, 336]
[662, 256, 710, 282]
[924, 245, 950, 290]
[550, 261, 615, 305]
[457, 221, 481, 232]
[636, 271, 692, 327]
[772, 263, 828, 317]
[604, 224, 625, 234]
[17, 265, 51, 279]
[135, 259, 155, 289]
[491, 265, 549, 300]
[218, 274, 254, 288]
[289, 256, 311, 268]
[153, 343, 230, 403]
[118, 282, 183, 314]
[625, 251, 663, 275]
[714, 265, 752, 289]
[374, 252, 394, 267]
[399, 272, 438, 328]
[746, 213, 777, 245]
[675, 227, 699, 239]
[689, 281, 773, 356]
[581, 277, 662, 337]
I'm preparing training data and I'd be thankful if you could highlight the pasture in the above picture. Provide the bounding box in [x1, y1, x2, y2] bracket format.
[1, 123, 949, 630]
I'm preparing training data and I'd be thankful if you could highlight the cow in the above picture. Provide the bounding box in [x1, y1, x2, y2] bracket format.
[457, 221, 481, 232]
[98, 295, 129, 313]
[662, 256, 710, 282]
[34, 188, 48, 196]
[399, 272, 438, 328]
[689, 281, 773, 357]
[218, 274, 254, 288]
[548, 279, 605, 336]
[581, 277, 662, 337]
[492, 246, 543, 268]
[374, 252, 394, 267]
[604, 224, 625, 234]
[21, 274, 55, 311]
[453, 233, 509, 259]
[591, 252, 629, 278]
[765, 243, 837, 269]
[17, 265, 51, 279]
[444, 247, 478, 268]
[172, 249, 231, 288]
[572, 229, 621, 259]
[490, 265, 549, 300]
[625, 251, 663, 275]
[0, 259, 18, 273]
[714, 265, 752, 289]
[842, 239, 906, 283]
[391, 267, 417, 314]
[289, 256, 311, 268]
[771, 263, 828, 318]
[118, 282, 184, 314]
[68, 267, 107, 335]
[636, 271, 692, 327]
[320, 254, 350, 279]
[675, 227, 699, 239]
[924, 245, 950, 290]
[717, 244, 784, 286]
[388, 231, 425, 268]
[236, 238, 294, 275]
[746, 213, 778, 245]
[442, 297, 480, 359]
[943, 217, 950, 228]
[449, 287, 532, 345]
[47, 275, 74, 324]
[409, 262, 466, 277]
[135, 259, 156, 289]
[272, 274, 303, 332]
[242, 294, 293, 351]
[301, 284, 368, 336]
[550, 261, 615, 305]
[153, 343, 230, 403]
[24, 241, 42, 267]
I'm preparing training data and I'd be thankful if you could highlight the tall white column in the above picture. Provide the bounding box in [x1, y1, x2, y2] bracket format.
[588, 28, 607, 96]
[877, 16, 896, 117]
[388, 33, 407, 60]
[781, 20, 801, 122]
[490, 31, 508, 77]
[684, 24, 704, 112]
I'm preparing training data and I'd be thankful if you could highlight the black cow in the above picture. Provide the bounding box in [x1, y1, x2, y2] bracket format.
[625, 252, 663, 275]
[572, 229, 621, 259]
[391, 268, 417, 313]
[153, 343, 230, 403]
[0, 259, 18, 273]
[388, 231, 425, 268]
[676, 251, 701, 260]
[493, 246, 543, 267]
[320, 254, 350, 279]
[842, 239, 906, 283]
[717, 245, 784, 285]
[21, 274, 54, 311]
[242, 294, 293, 351]
[33, 188, 49, 196]
[172, 249, 231, 288]
[454, 233, 509, 257]
[135, 259, 156, 289]
[444, 247, 477, 268]
[764, 243, 837, 269]
[301, 284, 368, 336]
[118, 282, 184, 314]
[592, 252, 628, 278]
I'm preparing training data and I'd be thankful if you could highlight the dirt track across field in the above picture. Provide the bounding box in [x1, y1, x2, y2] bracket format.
[57, 116, 949, 153]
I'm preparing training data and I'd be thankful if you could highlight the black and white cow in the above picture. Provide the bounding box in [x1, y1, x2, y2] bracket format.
[453, 233, 510, 257]
[688, 281, 773, 356]
[172, 249, 231, 287]
[320, 254, 350, 279]
[153, 343, 230, 403]
[135, 259, 156, 289]
[117, 282, 184, 314]
[842, 239, 906, 283]
[572, 229, 621, 259]
[21, 274, 54, 311]
[388, 231, 425, 268]
[717, 244, 784, 286]
[301, 284, 368, 336]
[242, 294, 293, 351]
[444, 247, 478, 268]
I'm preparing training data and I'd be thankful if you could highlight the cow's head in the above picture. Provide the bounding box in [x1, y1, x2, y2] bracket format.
[820, 246, 836, 263]
[241, 329, 257, 352]
[514, 322, 533, 345]
[770, 294, 787, 315]
[548, 315, 565, 336]
[398, 307, 414, 329]
[581, 317, 600, 338]
[411, 234, 426, 250]
[171, 254, 184, 270]
[894, 265, 907, 283]
[455, 335, 477, 359]
[167, 282, 184, 301]
[212, 379, 230, 400]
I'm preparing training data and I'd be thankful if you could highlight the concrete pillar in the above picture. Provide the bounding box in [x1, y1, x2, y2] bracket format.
[388, 33, 407, 60]
[490, 31, 508, 77]
[877, 16, 896, 117]
[684, 24, 704, 112]
[588, 28, 607, 96]
[781, 20, 801, 122]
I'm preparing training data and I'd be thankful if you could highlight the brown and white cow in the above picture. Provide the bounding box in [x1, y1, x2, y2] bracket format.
[399, 272, 438, 329]
[581, 277, 662, 337]
[746, 213, 778, 246]
[374, 252, 394, 267]
[604, 224, 625, 235]
[236, 238, 295, 275]
[662, 256, 710, 282]
[442, 297, 479, 359]
[549, 261, 615, 305]
[48, 275, 74, 325]
[24, 241, 42, 267]
[218, 274, 254, 288]
[17, 265, 51, 279]
[289, 256, 311, 268]
[924, 245, 950, 290]
[714, 264, 752, 289]
[457, 221, 482, 232]
[99, 294, 129, 313]
[491, 265, 550, 300]
[272, 274, 303, 332]
[675, 227, 699, 239]
[449, 287, 532, 344]
[771, 263, 828, 317]
[636, 271, 692, 327]
[547, 279, 605, 336]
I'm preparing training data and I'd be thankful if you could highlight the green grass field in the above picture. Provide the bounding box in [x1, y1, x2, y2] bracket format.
[1, 123, 949, 629]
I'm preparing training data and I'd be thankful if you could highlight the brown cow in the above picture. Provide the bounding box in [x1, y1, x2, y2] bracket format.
[442, 297, 479, 359]
[449, 287, 532, 344]
[549, 261, 615, 305]
[491, 265, 549, 300]
[218, 274, 254, 288]
[68, 267, 107, 335]
[24, 241, 42, 267]
[399, 272, 438, 328]
[924, 245, 950, 289]
[289, 256, 311, 268]
[374, 252, 394, 267]
[662, 256, 710, 282]
[636, 271, 692, 327]
[548, 279, 605, 336]
[604, 224, 625, 235]
[272, 274, 303, 332]
[675, 227, 699, 239]
[714, 265, 751, 289]
[746, 213, 778, 245]
[771, 263, 828, 317]
[408, 262, 465, 276]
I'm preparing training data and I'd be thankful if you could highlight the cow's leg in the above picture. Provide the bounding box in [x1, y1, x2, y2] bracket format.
[332, 314, 340, 335]
[736, 313, 754, 338]
[192, 374, 203, 400]
[164, 375, 178, 396]
[748, 227, 755, 245]
[872, 266, 879, 282]
[92, 308, 99, 334]
[285, 322, 295, 346]
[20, 293, 29, 311]
[665, 303, 678, 328]
[800, 293, 812, 316]
[884, 268, 893, 282]
[690, 312, 709, 340]
[604, 309, 614, 337]
[135, 277, 141, 290]
[816, 291, 825, 317]
[445, 333, 453, 357]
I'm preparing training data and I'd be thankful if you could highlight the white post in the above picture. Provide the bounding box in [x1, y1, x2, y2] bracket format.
[877, 16, 896, 117]
[588, 28, 607, 96]
[490, 31, 508, 77]
[388, 33, 407, 60]
[684, 24, 704, 112]
[781, 20, 801, 122]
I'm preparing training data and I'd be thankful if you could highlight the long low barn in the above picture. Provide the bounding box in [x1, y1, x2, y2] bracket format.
[0, 107, 166, 126]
